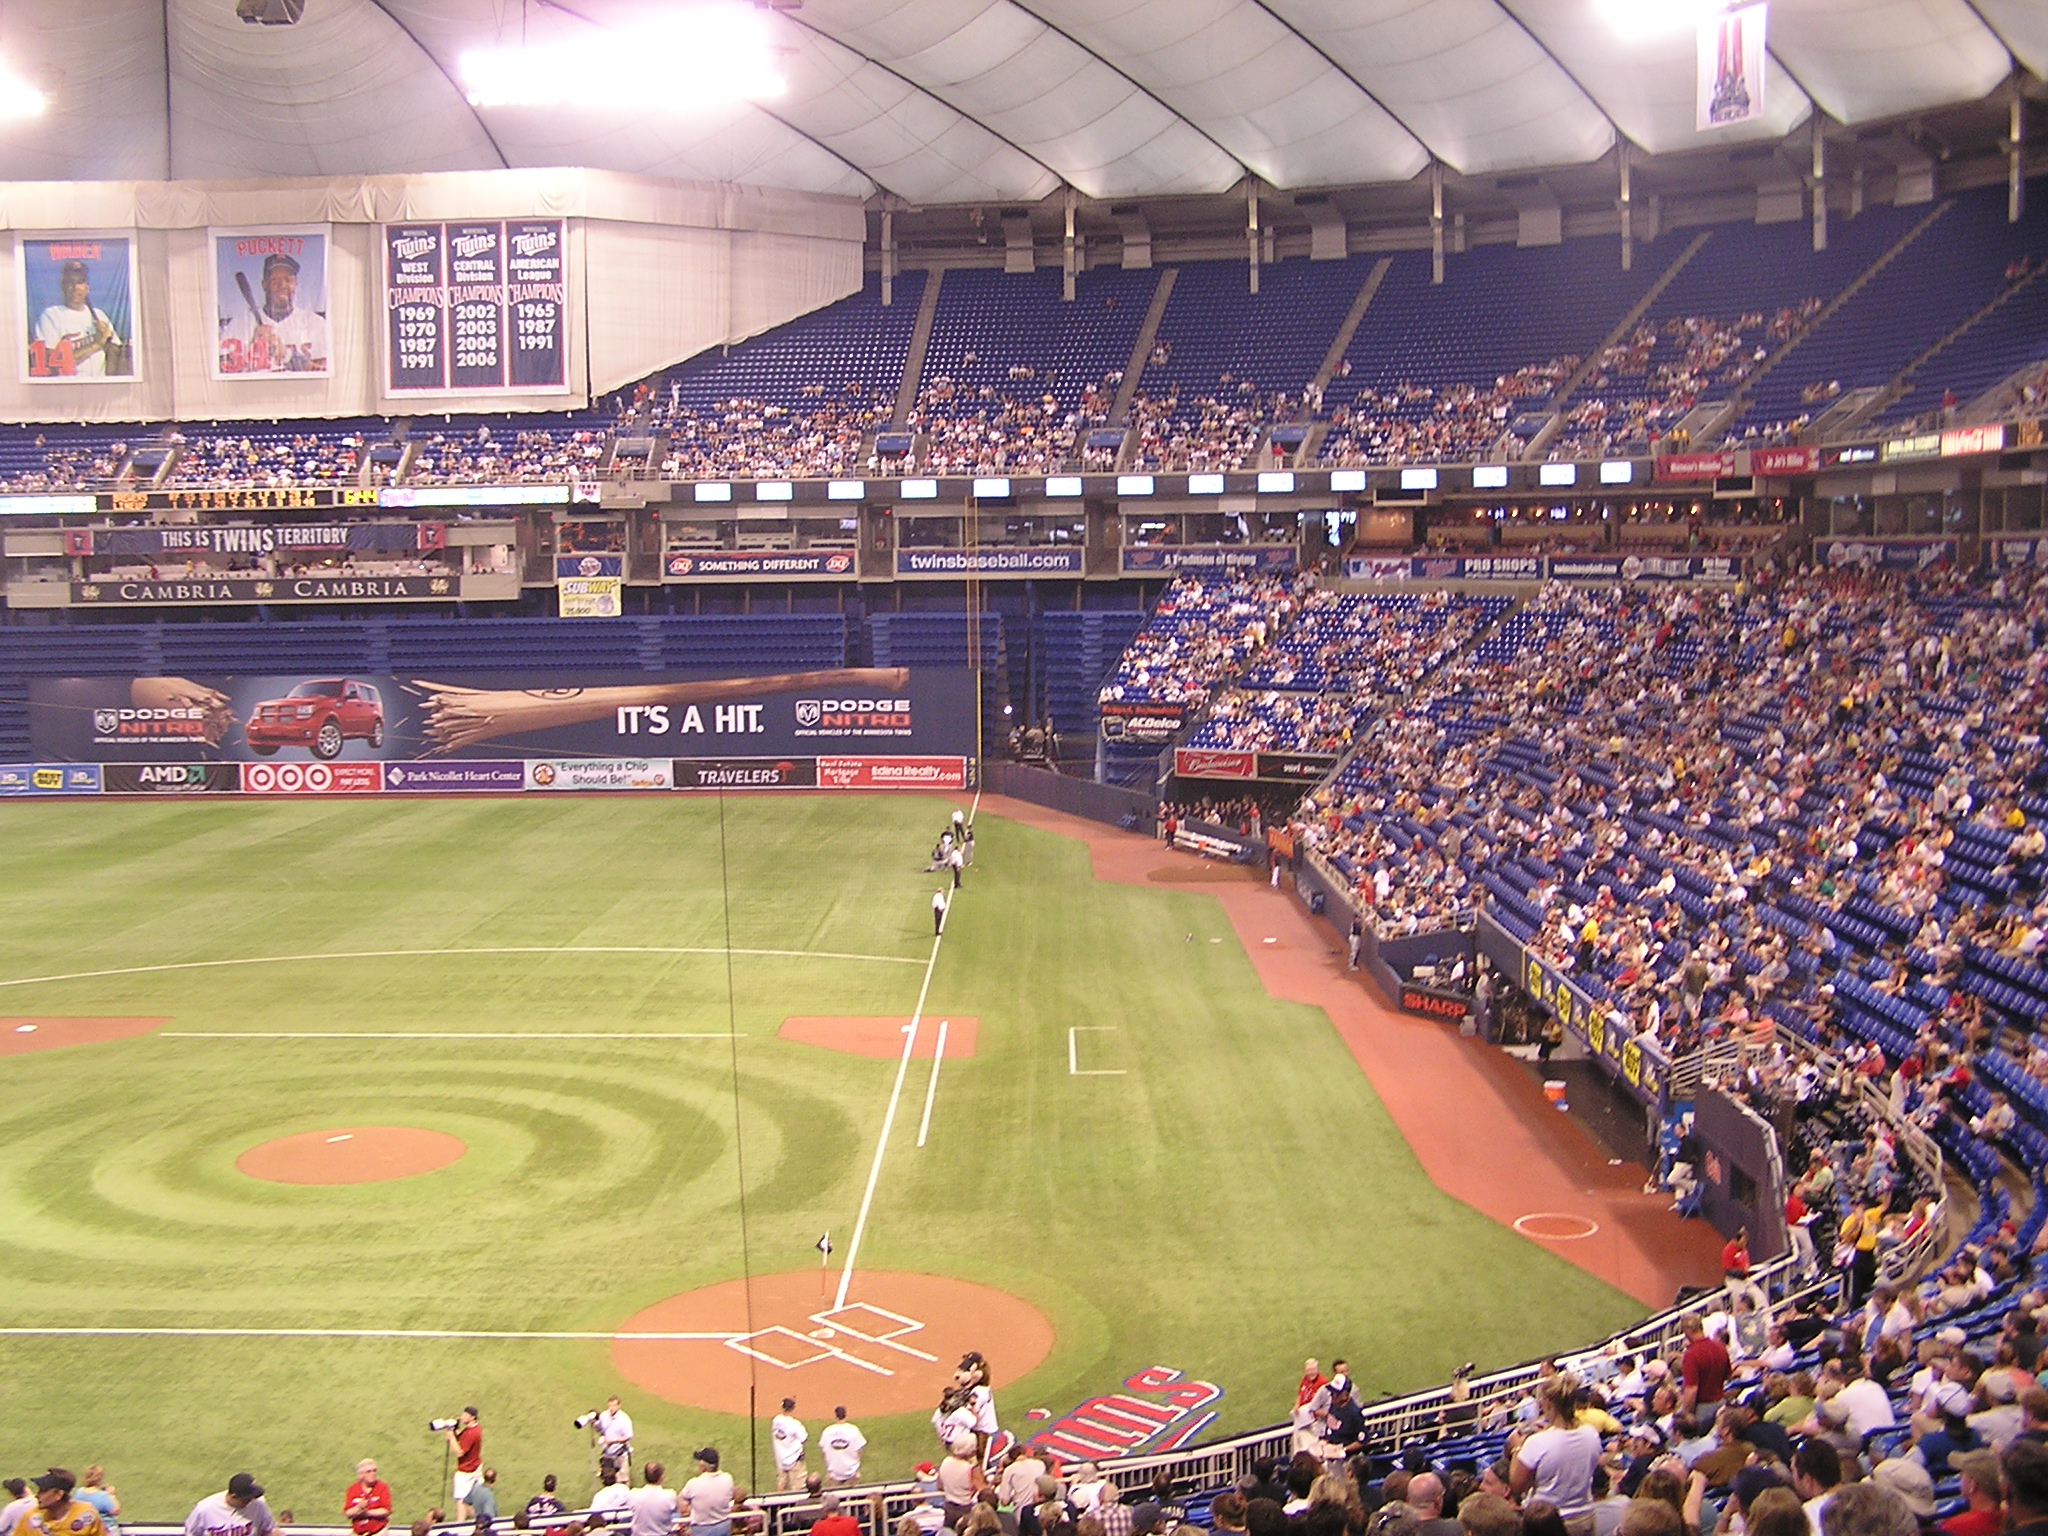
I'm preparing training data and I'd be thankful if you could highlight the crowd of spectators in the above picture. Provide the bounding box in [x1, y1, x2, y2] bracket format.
[1098, 575, 1303, 710]
[172, 429, 367, 485]
[1318, 360, 1575, 467]
[410, 424, 605, 485]
[1296, 568, 2048, 1086]
[1553, 306, 1821, 460]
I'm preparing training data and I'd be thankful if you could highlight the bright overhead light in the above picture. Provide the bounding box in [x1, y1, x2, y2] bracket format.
[461, 5, 786, 111]
[1593, 0, 1725, 39]
[0, 61, 48, 120]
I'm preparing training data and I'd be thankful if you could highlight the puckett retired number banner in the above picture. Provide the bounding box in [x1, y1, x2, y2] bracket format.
[384, 219, 566, 394]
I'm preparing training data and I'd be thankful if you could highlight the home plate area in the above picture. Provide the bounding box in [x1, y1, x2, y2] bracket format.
[731, 1300, 936, 1375]
[612, 1270, 1054, 1416]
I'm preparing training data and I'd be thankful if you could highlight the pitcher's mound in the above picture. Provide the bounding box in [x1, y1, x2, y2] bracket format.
[613, 1270, 1052, 1416]
[779, 1017, 978, 1059]
[237, 1126, 468, 1185]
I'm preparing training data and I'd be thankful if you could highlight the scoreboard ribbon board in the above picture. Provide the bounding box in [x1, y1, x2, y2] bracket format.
[384, 219, 566, 395]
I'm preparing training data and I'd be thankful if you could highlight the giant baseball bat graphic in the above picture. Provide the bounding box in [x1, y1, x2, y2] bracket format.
[409, 667, 912, 754]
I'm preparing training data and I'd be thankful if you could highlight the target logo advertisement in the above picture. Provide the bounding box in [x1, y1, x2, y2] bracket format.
[239, 761, 385, 794]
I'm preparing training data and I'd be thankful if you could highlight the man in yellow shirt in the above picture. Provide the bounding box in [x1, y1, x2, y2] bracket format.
[10, 1471, 109, 1536]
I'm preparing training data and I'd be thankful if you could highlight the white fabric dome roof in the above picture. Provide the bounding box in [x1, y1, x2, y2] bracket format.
[0, 0, 2030, 203]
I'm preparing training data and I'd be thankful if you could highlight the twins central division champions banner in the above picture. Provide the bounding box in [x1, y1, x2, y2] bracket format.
[212, 226, 332, 378]
[17, 233, 140, 382]
[384, 220, 566, 394]
[28, 667, 976, 766]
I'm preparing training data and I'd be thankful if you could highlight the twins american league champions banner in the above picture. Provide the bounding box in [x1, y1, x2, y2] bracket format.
[29, 668, 976, 765]
[384, 220, 566, 394]
[212, 226, 331, 378]
[17, 233, 139, 382]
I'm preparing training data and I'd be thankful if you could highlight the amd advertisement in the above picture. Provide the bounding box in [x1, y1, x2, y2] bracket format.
[28, 667, 978, 765]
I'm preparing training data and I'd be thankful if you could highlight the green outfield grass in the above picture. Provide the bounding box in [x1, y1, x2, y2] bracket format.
[0, 794, 1645, 1522]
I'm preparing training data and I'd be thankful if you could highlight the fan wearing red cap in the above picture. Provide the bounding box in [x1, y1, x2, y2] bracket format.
[184, 1474, 275, 1536]
[12, 1470, 110, 1536]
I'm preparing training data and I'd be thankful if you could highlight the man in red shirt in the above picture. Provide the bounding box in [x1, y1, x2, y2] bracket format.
[445, 1408, 483, 1521]
[1679, 1315, 1731, 1427]
[343, 1461, 391, 1536]
[1722, 1228, 1750, 1285]
[1939, 1451, 2003, 1536]
[809, 1494, 860, 1536]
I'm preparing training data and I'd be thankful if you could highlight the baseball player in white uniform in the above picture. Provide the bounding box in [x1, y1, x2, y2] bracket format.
[34, 260, 123, 377]
[222, 252, 328, 373]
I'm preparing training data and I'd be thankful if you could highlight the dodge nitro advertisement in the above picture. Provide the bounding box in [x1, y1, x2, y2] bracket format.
[29, 667, 978, 764]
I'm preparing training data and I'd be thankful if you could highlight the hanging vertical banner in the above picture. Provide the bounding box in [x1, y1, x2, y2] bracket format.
[385, 224, 447, 391]
[506, 219, 568, 391]
[212, 226, 332, 378]
[17, 233, 140, 382]
[448, 222, 509, 391]
[1698, 3, 1767, 131]
[382, 220, 566, 395]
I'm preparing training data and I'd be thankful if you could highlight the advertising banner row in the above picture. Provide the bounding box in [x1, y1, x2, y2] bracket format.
[1344, 553, 1745, 583]
[1171, 746, 1338, 783]
[13, 222, 566, 393]
[1, 756, 972, 796]
[26, 667, 977, 764]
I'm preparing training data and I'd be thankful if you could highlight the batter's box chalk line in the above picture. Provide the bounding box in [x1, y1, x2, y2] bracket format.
[720, 1302, 937, 1376]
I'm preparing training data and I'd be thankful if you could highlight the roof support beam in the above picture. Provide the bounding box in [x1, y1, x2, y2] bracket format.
[1812, 114, 1828, 252]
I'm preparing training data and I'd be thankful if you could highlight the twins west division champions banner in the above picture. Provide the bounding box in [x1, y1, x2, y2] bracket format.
[384, 220, 566, 394]
[17, 233, 139, 382]
[212, 226, 332, 378]
[29, 668, 976, 765]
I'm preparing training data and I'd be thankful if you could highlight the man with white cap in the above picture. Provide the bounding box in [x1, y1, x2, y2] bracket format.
[342, 1462, 391, 1536]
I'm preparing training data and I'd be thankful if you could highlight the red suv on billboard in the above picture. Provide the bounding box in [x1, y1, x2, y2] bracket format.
[246, 679, 385, 760]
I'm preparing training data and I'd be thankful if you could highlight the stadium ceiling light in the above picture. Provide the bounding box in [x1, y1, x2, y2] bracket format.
[459, 5, 786, 110]
[1593, 0, 1726, 39]
[0, 62, 48, 119]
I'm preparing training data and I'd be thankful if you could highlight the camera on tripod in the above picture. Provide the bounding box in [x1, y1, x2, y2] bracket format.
[429, 1417, 461, 1432]
[572, 1410, 603, 1430]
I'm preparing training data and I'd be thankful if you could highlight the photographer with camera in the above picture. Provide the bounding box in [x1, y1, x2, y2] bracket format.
[440, 1409, 484, 1521]
[581, 1399, 633, 1473]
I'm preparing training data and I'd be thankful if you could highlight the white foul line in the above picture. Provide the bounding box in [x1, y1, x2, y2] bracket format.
[834, 918, 947, 1311]
[0, 1326, 740, 1341]
[833, 786, 981, 1307]
[0, 944, 922, 992]
[915, 1019, 950, 1149]
[1068, 1026, 1126, 1076]
[163, 1032, 739, 1041]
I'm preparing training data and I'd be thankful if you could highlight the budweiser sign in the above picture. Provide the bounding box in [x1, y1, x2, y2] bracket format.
[1173, 748, 1255, 781]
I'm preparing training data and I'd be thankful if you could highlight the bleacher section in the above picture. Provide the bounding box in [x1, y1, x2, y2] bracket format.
[867, 611, 1009, 747]
[0, 184, 2044, 493]
[1032, 609, 1146, 741]
[1735, 183, 2048, 439]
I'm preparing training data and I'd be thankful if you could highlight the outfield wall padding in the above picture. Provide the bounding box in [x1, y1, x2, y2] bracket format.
[985, 762, 1157, 835]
